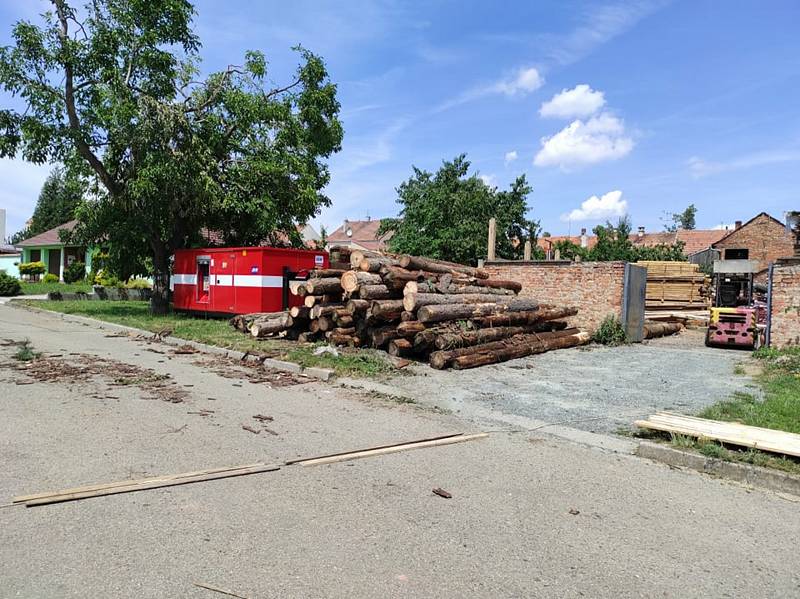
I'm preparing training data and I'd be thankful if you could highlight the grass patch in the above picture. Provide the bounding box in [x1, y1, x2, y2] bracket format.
[17, 300, 395, 378]
[733, 363, 746, 375]
[592, 315, 627, 346]
[20, 281, 93, 295]
[13, 339, 39, 362]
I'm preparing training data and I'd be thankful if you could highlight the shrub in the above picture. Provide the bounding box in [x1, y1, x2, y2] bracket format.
[63, 261, 86, 283]
[42, 273, 59, 283]
[19, 261, 46, 276]
[125, 277, 152, 289]
[97, 273, 122, 288]
[593, 315, 628, 345]
[0, 271, 22, 296]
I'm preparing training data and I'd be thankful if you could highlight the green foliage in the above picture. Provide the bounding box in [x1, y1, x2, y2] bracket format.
[19, 280, 91, 295]
[0, 271, 21, 296]
[63, 260, 86, 284]
[125, 277, 152, 289]
[665, 204, 697, 232]
[18, 261, 45, 276]
[592, 315, 628, 345]
[0, 1, 342, 313]
[25, 168, 83, 237]
[558, 217, 686, 262]
[553, 239, 587, 261]
[42, 273, 59, 283]
[97, 273, 123, 288]
[379, 155, 540, 265]
[13, 339, 39, 362]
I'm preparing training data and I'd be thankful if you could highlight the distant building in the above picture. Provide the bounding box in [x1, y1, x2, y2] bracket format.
[711, 212, 794, 279]
[327, 218, 392, 251]
[15, 220, 91, 280]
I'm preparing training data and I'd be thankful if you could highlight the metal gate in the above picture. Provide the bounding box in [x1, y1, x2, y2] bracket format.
[621, 263, 647, 342]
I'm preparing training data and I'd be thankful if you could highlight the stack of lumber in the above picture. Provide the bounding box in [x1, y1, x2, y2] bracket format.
[637, 261, 710, 311]
[231, 248, 588, 369]
[635, 412, 800, 458]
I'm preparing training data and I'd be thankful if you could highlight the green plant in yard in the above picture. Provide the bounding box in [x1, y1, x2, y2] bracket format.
[42, 273, 59, 283]
[125, 278, 152, 290]
[0, 271, 22, 296]
[18, 262, 46, 277]
[19, 281, 92, 295]
[592, 315, 628, 345]
[13, 340, 39, 362]
[63, 261, 86, 284]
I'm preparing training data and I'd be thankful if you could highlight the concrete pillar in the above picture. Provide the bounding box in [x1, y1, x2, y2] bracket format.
[487, 217, 496, 261]
[523, 240, 531, 261]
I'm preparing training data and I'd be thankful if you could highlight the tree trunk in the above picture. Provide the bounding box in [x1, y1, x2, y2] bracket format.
[404, 279, 520, 295]
[358, 284, 391, 299]
[340, 271, 382, 293]
[475, 306, 577, 327]
[403, 292, 516, 312]
[397, 321, 426, 337]
[370, 299, 405, 320]
[370, 325, 400, 348]
[345, 299, 370, 314]
[150, 249, 170, 315]
[305, 277, 343, 295]
[289, 306, 310, 319]
[450, 331, 590, 370]
[251, 313, 294, 338]
[310, 303, 344, 319]
[388, 338, 413, 357]
[359, 256, 398, 272]
[381, 266, 426, 291]
[310, 268, 347, 278]
[643, 322, 683, 339]
[433, 322, 568, 350]
[416, 299, 541, 323]
[400, 310, 415, 322]
[399, 255, 489, 279]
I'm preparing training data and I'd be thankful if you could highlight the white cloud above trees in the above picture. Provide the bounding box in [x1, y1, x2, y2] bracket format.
[534, 113, 633, 169]
[539, 84, 606, 118]
[560, 189, 628, 222]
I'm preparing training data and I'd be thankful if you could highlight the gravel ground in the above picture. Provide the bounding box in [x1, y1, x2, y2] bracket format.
[2, 305, 798, 598]
[382, 329, 758, 435]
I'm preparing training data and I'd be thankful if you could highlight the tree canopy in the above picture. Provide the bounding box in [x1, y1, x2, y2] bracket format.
[0, 0, 342, 311]
[665, 204, 697, 231]
[378, 155, 540, 265]
[12, 167, 83, 243]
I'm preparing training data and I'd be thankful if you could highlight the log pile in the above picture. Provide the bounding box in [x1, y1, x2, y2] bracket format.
[230, 248, 588, 369]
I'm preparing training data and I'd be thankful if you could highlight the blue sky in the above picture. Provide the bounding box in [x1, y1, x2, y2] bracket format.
[1, 0, 799, 239]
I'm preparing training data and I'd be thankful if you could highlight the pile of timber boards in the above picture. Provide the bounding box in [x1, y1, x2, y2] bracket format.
[637, 261, 710, 311]
[231, 247, 589, 369]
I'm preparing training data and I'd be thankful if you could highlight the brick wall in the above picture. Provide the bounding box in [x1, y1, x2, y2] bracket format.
[483, 261, 626, 333]
[714, 213, 793, 273]
[770, 264, 800, 348]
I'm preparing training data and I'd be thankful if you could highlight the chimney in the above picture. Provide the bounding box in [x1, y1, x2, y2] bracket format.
[735, 220, 742, 230]
[580, 227, 588, 248]
[637, 226, 645, 238]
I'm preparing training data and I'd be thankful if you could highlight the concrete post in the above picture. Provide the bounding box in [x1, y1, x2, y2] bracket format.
[59, 247, 64, 281]
[487, 217, 496, 261]
[523, 240, 531, 261]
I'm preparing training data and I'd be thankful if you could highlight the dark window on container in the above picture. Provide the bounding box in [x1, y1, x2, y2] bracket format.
[724, 248, 749, 259]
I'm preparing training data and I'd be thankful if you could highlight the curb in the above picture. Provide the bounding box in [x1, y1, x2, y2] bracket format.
[636, 441, 800, 496]
[8, 301, 334, 382]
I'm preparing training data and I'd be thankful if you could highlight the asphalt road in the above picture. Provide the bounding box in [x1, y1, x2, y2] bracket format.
[1, 303, 798, 598]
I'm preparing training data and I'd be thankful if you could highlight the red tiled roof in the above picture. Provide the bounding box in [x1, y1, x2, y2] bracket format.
[16, 220, 79, 247]
[537, 235, 597, 251]
[537, 228, 726, 256]
[328, 219, 392, 250]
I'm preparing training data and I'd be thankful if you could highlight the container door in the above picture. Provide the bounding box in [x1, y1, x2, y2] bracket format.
[196, 258, 210, 304]
[211, 253, 236, 313]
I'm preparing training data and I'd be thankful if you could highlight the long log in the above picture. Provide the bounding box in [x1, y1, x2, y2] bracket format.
[305, 277, 343, 295]
[358, 284, 391, 300]
[404, 278, 520, 294]
[450, 331, 591, 370]
[289, 306, 310, 319]
[359, 256, 399, 272]
[345, 299, 370, 314]
[397, 321, 426, 337]
[399, 255, 489, 279]
[333, 313, 354, 328]
[370, 325, 400, 348]
[308, 319, 321, 333]
[643, 322, 683, 339]
[388, 338, 413, 357]
[331, 327, 356, 336]
[328, 334, 361, 346]
[317, 315, 334, 332]
[403, 292, 515, 312]
[475, 306, 577, 327]
[310, 268, 347, 278]
[370, 299, 405, 321]
[340, 271, 382, 293]
[417, 299, 541, 324]
[251, 313, 294, 338]
[433, 322, 568, 350]
[310, 303, 344, 319]
[381, 266, 427, 291]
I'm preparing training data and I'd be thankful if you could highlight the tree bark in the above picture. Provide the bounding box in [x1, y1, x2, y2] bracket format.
[251, 313, 294, 338]
[150, 248, 171, 315]
[399, 255, 489, 279]
[310, 268, 347, 278]
[475, 306, 577, 327]
[397, 321, 426, 337]
[370, 299, 405, 320]
[643, 322, 683, 339]
[358, 284, 391, 300]
[450, 331, 590, 370]
[404, 278, 520, 295]
[359, 256, 398, 272]
[416, 299, 541, 323]
[403, 292, 516, 312]
[388, 338, 413, 357]
[310, 303, 344, 319]
[433, 321, 567, 350]
[340, 271, 382, 293]
[345, 299, 370, 314]
[370, 325, 400, 348]
[305, 277, 343, 295]
[289, 306, 310, 319]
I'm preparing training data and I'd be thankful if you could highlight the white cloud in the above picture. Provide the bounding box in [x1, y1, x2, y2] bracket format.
[712, 223, 736, 230]
[561, 190, 628, 222]
[479, 174, 498, 187]
[504, 150, 518, 165]
[540, 84, 606, 119]
[689, 150, 800, 178]
[490, 67, 544, 96]
[534, 112, 633, 169]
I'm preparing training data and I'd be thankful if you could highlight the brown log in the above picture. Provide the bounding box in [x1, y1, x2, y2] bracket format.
[298, 331, 321, 343]
[289, 306, 310, 319]
[305, 277, 343, 295]
[332, 327, 356, 335]
[370, 299, 405, 321]
[399, 255, 489, 279]
[359, 256, 398, 272]
[643, 322, 683, 339]
[476, 306, 577, 327]
[416, 299, 541, 324]
[468, 278, 522, 292]
[345, 299, 370, 315]
[304, 295, 319, 308]
[358, 284, 391, 300]
[397, 321, 426, 337]
[388, 338, 413, 357]
[250, 313, 294, 338]
[433, 322, 567, 350]
[349, 249, 380, 269]
[340, 271, 382, 293]
[450, 331, 591, 370]
[413, 329, 439, 352]
[400, 310, 415, 322]
[328, 333, 360, 346]
[310, 268, 347, 278]
[429, 328, 579, 369]
[329, 246, 351, 262]
[333, 314, 354, 328]
[404, 279, 519, 295]
[310, 303, 344, 319]
[370, 325, 400, 348]
[317, 315, 334, 332]
[380, 266, 427, 291]
[329, 261, 351, 271]
[403, 292, 514, 312]
[293, 283, 308, 297]
[308, 319, 321, 333]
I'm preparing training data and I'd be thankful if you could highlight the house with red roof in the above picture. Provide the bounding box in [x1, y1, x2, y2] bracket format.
[327, 218, 392, 251]
[15, 220, 91, 280]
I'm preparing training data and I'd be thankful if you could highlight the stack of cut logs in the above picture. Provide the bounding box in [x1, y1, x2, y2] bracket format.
[230, 246, 589, 369]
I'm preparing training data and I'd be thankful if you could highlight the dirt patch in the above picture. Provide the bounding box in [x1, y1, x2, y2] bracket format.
[1, 350, 189, 403]
[191, 355, 309, 387]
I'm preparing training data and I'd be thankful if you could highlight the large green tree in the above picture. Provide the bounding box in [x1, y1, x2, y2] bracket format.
[379, 155, 540, 265]
[29, 168, 83, 236]
[665, 204, 697, 231]
[0, 0, 342, 312]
